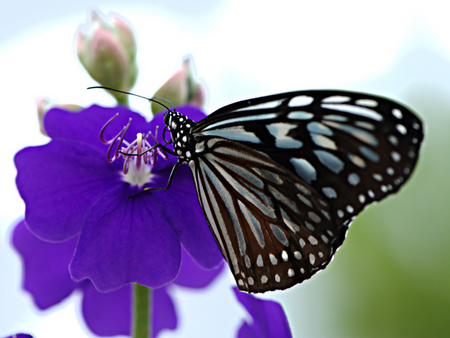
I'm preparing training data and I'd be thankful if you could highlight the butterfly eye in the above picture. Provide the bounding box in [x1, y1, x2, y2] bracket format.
[164, 113, 170, 126]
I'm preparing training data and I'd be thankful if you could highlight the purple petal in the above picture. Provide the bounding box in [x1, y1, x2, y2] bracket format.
[45, 105, 148, 152]
[82, 283, 131, 336]
[11, 220, 80, 309]
[174, 247, 224, 288]
[152, 287, 177, 338]
[69, 183, 182, 292]
[3, 334, 34, 338]
[15, 141, 121, 241]
[233, 288, 292, 338]
[151, 164, 223, 270]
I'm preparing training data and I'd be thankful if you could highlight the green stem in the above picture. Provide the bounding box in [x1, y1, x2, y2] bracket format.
[132, 283, 152, 338]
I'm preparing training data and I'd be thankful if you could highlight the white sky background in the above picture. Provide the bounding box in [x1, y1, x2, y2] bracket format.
[1, 0, 450, 337]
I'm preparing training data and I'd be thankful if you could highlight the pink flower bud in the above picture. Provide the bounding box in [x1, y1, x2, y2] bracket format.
[75, 11, 138, 104]
[152, 57, 206, 114]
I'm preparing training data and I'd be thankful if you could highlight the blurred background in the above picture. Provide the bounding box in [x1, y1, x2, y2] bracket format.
[1, 0, 449, 337]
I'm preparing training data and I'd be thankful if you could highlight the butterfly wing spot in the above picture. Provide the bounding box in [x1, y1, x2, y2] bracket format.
[348, 173, 361, 186]
[323, 114, 349, 122]
[202, 126, 262, 144]
[290, 158, 317, 184]
[359, 146, 380, 162]
[266, 122, 304, 149]
[322, 103, 383, 121]
[256, 255, 264, 267]
[270, 224, 289, 247]
[392, 108, 403, 119]
[312, 134, 338, 150]
[358, 194, 366, 203]
[386, 167, 395, 175]
[348, 154, 366, 168]
[307, 121, 334, 136]
[388, 135, 399, 146]
[288, 268, 295, 277]
[287, 111, 314, 120]
[289, 95, 314, 106]
[269, 254, 278, 265]
[354, 121, 376, 130]
[322, 95, 351, 104]
[355, 98, 378, 107]
[308, 236, 319, 245]
[396, 124, 407, 135]
[314, 150, 345, 174]
[322, 187, 337, 199]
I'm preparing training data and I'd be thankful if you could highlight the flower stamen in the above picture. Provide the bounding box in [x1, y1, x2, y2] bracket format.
[100, 114, 170, 187]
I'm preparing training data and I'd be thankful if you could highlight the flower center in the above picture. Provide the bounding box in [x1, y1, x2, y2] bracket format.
[100, 113, 169, 187]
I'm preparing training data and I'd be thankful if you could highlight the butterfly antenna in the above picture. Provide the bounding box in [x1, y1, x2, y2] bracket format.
[88, 86, 175, 112]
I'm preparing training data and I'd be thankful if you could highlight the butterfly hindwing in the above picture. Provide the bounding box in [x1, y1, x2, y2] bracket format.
[189, 138, 342, 292]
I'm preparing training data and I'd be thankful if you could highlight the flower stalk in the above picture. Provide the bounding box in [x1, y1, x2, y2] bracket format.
[133, 283, 152, 338]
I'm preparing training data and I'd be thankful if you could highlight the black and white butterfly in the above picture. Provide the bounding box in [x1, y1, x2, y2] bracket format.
[97, 87, 424, 293]
[157, 90, 424, 293]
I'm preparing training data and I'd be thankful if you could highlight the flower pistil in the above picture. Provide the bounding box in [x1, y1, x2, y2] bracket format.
[100, 113, 169, 187]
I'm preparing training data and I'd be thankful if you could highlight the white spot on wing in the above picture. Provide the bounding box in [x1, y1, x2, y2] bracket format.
[266, 122, 303, 148]
[314, 150, 344, 174]
[290, 158, 317, 183]
[322, 187, 337, 199]
[270, 224, 289, 247]
[356, 99, 378, 107]
[322, 103, 383, 121]
[256, 255, 263, 267]
[202, 126, 261, 143]
[322, 95, 350, 103]
[287, 111, 314, 120]
[203, 113, 278, 130]
[270, 254, 278, 265]
[290, 95, 314, 106]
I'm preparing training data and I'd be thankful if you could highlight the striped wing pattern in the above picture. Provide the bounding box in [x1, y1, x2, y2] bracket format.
[189, 138, 340, 292]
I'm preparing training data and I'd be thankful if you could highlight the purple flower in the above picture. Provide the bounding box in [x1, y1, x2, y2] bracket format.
[14, 104, 222, 292]
[3, 335, 33, 338]
[234, 288, 292, 338]
[12, 220, 224, 337]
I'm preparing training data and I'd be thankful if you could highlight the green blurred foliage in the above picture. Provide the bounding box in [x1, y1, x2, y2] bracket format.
[328, 85, 450, 337]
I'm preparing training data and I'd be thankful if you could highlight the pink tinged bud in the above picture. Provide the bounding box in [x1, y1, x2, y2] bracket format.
[36, 97, 82, 136]
[75, 11, 138, 104]
[152, 57, 206, 114]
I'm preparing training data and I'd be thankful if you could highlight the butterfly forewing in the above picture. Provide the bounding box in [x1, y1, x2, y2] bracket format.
[193, 90, 423, 228]
[189, 138, 342, 292]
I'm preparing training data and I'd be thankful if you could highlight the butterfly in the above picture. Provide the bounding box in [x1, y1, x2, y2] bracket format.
[95, 87, 424, 293]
